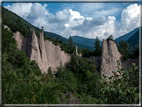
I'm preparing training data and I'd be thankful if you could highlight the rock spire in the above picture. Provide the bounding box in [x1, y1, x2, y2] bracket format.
[13, 27, 71, 74]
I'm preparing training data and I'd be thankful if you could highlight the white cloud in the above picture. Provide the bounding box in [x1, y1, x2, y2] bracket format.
[121, 3, 140, 32]
[27, 3, 49, 21]
[96, 16, 116, 40]
[70, 3, 140, 40]
[47, 9, 71, 23]
[71, 16, 106, 33]
[32, 17, 49, 30]
[40, 3, 140, 40]
[67, 9, 85, 28]
[69, 9, 84, 20]
[4, 3, 140, 41]
[71, 16, 116, 40]
[4, 3, 33, 19]
[65, 24, 70, 28]
[5, 3, 50, 23]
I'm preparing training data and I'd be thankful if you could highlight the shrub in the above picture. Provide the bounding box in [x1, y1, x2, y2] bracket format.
[101, 60, 139, 104]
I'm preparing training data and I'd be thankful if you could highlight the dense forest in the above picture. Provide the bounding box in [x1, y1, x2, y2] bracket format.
[2, 6, 140, 104]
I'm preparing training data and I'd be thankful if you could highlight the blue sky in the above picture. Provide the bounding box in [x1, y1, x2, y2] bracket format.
[1, 1, 141, 40]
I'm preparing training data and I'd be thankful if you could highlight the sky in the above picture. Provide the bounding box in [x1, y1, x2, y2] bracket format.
[1, 0, 142, 40]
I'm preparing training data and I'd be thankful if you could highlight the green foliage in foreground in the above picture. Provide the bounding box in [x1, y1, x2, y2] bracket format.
[101, 60, 139, 104]
[55, 55, 103, 104]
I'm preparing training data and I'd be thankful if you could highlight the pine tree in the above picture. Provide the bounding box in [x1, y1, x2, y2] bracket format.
[68, 35, 74, 49]
[119, 40, 129, 60]
[94, 36, 101, 56]
[67, 35, 75, 53]
[107, 35, 113, 40]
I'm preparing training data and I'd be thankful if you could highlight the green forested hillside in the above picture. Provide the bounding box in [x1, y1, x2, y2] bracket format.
[2, 7, 41, 37]
[114, 27, 139, 46]
[126, 27, 140, 52]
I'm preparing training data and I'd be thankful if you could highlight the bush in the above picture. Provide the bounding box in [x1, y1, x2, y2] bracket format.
[101, 60, 139, 104]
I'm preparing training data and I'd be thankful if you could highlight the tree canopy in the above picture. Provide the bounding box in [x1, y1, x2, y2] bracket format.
[119, 40, 130, 60]
[107, 35, 113, 40]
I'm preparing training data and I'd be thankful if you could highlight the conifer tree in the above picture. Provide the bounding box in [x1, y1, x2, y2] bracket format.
[68, 35, 74, 48]
[67, 35, 75, 53]
[119, 40, 129, 60]
[94, 36, 101, 56]
[107, 35, 113, 40]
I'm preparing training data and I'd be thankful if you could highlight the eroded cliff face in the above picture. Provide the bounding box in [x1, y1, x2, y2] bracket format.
[5, 25, 139, 76]
[13, 27, 71, 74]
[100, 39, 122, 78]
[100, 39, 139, 78]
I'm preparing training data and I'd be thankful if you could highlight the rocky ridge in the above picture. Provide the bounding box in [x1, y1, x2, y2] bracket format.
[100, 39, 122, 78]
[5, 25, 139, 76]
[73, 46, 82, 57]
[13, 27, 71, 74]
[99, 39, 139, 78]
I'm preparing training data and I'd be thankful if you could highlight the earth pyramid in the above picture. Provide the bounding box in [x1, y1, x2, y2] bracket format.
[13, 27, 71, 74]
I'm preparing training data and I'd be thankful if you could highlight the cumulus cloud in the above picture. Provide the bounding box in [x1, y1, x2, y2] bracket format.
[70, 3, 140, 40]
[104, 32, 108, 36]
[5, 3, 50, 23]
[65, 24, 70, 28]
[121, 3, 140, 32]
[64, 9, 85, 29]
[4, 3, 33, 19]
[72, 16, 106, 32]
[96, 16, 116, 40]
[4, 3, 141, 40]
[69, 9, 84, 21]
[47, 9, 71, 23]
[32, 17, 49, 30]
[26, 3, 49, 22]
[56, 25, 66, 30]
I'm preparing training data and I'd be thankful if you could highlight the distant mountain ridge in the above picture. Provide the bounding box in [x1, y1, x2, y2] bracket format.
[114, 27, 139, 46]
[71, 36, 102, 48]
[126, 27, 141, 52]
[45, 32, 94, 51]
[70, 27, 140, 51]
